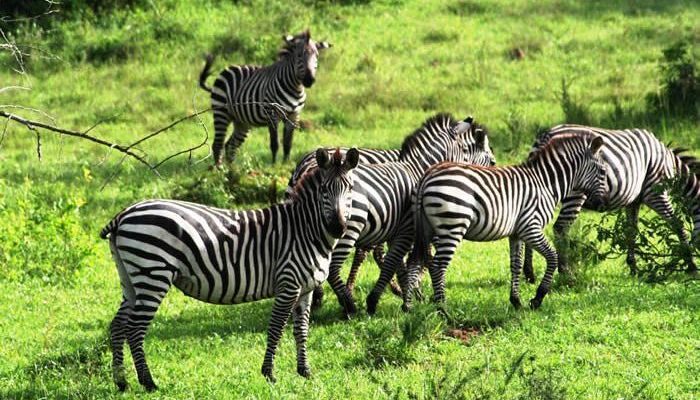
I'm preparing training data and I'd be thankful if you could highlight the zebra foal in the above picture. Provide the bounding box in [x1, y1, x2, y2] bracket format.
[407, 132, 608, 310]
[521, 125, 699, 280]
[199, 30, 331, 166]
[100, 148, 358, 391]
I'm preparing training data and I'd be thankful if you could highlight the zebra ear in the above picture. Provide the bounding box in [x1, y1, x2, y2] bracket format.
[283, 35, 295, 44]
[345, 148, 360, 170]
[590, 136, 604, 154]
[316, 148, 331, 169]
[474, 128, 487, 147]
[317, 41, 332, 50]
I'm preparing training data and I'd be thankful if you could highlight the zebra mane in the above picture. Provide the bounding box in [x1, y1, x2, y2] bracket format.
[277, 31, 310, 60]
[526, 131, 598, 164]
[400, 113, 457, 155]
[672, 147, 700, 175]
[528, 125, 593, 162]
[286, 167, 322, 202]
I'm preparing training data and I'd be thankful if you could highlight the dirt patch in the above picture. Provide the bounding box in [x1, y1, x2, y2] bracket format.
[445, 327, 481, 344]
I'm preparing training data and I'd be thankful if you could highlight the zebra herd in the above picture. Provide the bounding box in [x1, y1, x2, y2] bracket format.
[99, 30, 699, 391]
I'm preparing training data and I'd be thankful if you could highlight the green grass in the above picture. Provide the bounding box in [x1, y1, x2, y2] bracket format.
[1, 0, 699, 398]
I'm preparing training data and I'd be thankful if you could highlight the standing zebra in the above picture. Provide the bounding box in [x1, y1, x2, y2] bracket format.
[521, 125, 698, 281]
[287, 147, 400, 307]
[100, 148, 358, 391]
[320, 114, 496, 317]
[406, 132, 607, 311]
[287, 120, 495, 309]
[199, 30, 331, 166]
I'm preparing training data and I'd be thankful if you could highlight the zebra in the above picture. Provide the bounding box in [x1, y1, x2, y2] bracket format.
[100, 148, 359, 391]
[317, 114, 496, 317]
[199, 30, 332, 166]
[405, 132, 608, 311]
[287, 147, 400, 307]
[520, 125, 698, 282]
[287, 121, 495, 309]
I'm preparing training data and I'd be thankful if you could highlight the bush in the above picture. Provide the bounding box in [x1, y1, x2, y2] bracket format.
[593, 177, 699, 282]
[0, 179, 99, 284]
[647, 39, 699, 118]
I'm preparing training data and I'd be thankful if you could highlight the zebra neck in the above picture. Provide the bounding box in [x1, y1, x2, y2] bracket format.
[287, 195, 336, 252]
[275, 57, 305, 95]
[526, 157, 579, 204]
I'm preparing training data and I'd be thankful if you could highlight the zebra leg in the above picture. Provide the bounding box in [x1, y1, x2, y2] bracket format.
[268, 119, 280, 163]
[524, 231, 558, 310]
[110, 298, 131, 391]
[624, 201, 641, 276]
[126, 283, 171, 392]
[429, 233, 463, 304]
[508, 237, 524, 309]
[645, 193, 697, 274]
[262, 288, 300, 382]
[212, 110, 232, 167]
[282, 115, 297, 162]
[366, 238, 411, 315]
[292, 290, 313, 378]
[327, 237, 360, 318]
[224, 123, 249, 163]
[369, 245, 402, 297]
[522, 245, 536, 284]
[552, 194, 587, 274]
[311, 285, 324, 311]
[346, 248, 368, 294]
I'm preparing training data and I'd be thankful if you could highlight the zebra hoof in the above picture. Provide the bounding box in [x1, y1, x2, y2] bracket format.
[529, 297, 542, 310]
[115, 381, 128, 392]
[297, 366, 312, 378]
[366, 293, 379, 315]
[261, 366, 276, 383]
[143, 382, 158, 392]
[510, 296, 522, 309]
[401, 302, 412, 313]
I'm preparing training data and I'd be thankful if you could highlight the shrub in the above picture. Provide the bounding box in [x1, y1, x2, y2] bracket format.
[0, 179, 99, 284]
[647, 39, 699, 118]
[592, 177, 699, 282]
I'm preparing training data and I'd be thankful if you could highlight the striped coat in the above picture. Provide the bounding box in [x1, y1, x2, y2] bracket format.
[521, 125, 698, 280]
[407, 133, 607, 310]
[100, 149, 358, 391]
[199, 30, 331, 165]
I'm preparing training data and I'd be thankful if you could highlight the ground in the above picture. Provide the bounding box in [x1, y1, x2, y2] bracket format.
[0, 0, 698, 398]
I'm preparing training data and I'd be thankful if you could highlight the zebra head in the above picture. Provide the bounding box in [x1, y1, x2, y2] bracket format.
[453, 117, 496, 167]
[573, 135, 608, 209]
[283, 29, 332, 88]
[316, 147, 359, 238]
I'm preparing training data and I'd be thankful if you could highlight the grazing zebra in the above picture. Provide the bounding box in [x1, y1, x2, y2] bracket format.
[521, 125, 698, 281]
[406, 132, 608, 311]
[319, 114, 495, 317]
[100, 148, 358, 391]
[199, 30, 332, 166]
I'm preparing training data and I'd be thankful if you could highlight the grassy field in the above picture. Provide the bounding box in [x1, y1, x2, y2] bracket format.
[1, 0, 699, 398]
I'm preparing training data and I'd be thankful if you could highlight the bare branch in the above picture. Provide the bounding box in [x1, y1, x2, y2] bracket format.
[0, 86, 30, 94]
[0, 110, 155, 171]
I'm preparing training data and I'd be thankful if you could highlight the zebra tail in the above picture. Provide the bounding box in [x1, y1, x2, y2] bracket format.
[411, 195, 433, 266]
[671, 148, 700, 242]
[199, 54, 215, 93]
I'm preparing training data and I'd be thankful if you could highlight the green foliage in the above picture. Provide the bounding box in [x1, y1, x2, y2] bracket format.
[647, 38, 699, 118]
[1, 0, 699, 397]
[593, 177, 699, 282]
[0, 179, 99, 284]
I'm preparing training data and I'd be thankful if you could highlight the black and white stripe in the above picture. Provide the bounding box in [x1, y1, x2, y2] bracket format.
[522, 125, 698, 280]
[100, 148, 358, 391]
[407, 132, 607, 311]
[316, 114, 496, 317]
[199, 30, 331, 166]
